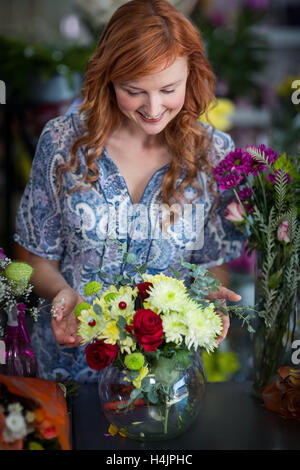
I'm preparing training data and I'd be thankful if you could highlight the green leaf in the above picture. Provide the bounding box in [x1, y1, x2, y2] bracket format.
[148, 389, 159, 404]
[126, 253, 137, 264]
[268, 269, 283, 289]
[93, 304, 102, 317]
[174, 349, 192, 369]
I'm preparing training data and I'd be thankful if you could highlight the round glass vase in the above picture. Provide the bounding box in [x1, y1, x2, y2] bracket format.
[98, 352, 206, 441]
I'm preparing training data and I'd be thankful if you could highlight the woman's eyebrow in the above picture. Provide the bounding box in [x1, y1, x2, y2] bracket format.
[121, 80, 182, 90]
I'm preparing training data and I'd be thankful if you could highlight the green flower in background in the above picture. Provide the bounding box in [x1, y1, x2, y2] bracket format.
[202, 350, 240, 382]
[4, 261, 33, 293]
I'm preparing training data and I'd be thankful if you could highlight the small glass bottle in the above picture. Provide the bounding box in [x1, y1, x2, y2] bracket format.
[17, 303, 38, 377]
[3, 305, 24, 376]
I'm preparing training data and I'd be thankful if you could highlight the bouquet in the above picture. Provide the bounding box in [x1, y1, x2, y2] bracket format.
[0, 375, 71, 450]
[75, 241, 254, 439]
[212, 144, 300, 392]
[0, 247, 38, 330]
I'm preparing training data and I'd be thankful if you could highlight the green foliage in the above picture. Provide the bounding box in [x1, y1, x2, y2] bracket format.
[190, 7, 268, 103]
[0, 34, 95, 98]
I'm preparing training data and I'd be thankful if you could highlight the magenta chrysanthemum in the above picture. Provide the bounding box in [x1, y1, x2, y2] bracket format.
[217, 173, 244, 191]
[238, 187, 253, 201]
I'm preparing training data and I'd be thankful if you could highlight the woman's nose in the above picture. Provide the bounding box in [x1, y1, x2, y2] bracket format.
[143, 93, 163, 117]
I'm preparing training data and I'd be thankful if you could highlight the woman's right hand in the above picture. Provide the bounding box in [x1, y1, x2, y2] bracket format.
[51, 287, 84, 348]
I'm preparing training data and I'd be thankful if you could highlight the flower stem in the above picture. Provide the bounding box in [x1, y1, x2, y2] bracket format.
[163, 404, 171, 434]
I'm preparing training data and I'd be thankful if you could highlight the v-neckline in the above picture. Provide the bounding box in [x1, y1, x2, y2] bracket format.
[102, 146, 170, 205]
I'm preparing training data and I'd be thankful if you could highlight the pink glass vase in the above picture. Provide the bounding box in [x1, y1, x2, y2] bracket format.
[17, 303, 38, 377]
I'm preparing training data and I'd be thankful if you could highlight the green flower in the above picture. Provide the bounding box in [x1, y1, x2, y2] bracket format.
[124, 352, 145, 370]
[4, 261, 33, 292]
[74, 302, 91, 318]
[28, 441, 44, 450]
[84, 281, 102, 297]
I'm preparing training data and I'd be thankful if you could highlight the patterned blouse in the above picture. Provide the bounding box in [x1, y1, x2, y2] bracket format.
[14, 111, 247, 383]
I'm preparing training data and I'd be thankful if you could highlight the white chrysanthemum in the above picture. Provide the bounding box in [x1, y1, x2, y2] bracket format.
[5, 412, 27, 439]
[146, 278, 188, 314]
[162, 312, 188, 345]
[8, 403, 23, 414]
[184, 302, 223, 353]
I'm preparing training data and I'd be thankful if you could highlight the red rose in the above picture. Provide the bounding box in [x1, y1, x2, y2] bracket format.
[132, 309, 164, 352]
[85, 340, 118, 370]
[137, 282, 153, 302]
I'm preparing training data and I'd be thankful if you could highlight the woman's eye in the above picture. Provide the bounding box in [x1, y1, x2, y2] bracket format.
[126, 90, 140, 96]
[162, 89, 175, 94]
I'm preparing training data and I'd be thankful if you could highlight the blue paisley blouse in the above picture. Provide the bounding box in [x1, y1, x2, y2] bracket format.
[14, 111, 247, 383]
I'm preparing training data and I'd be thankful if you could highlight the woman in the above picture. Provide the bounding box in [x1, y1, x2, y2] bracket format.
[14, 0, 246, 383]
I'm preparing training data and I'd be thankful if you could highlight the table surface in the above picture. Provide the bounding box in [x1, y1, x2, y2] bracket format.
[69, 381, 300, 451]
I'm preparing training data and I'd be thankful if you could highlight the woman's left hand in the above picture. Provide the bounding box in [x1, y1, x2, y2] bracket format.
[207, 286, 242, 345]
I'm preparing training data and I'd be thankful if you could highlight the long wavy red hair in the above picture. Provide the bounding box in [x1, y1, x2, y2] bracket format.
[56, 0, 218, 208]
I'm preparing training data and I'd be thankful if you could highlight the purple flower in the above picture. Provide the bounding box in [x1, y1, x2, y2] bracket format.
[0, 248, 7, 259]
[218, 173, 244, 191]
[258, 144, 280, 165]
[213, 148, 254, 181]
[238, 187, 253, 201]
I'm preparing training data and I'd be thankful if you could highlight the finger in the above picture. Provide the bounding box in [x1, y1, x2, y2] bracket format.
[216, 312, 230, 344]
[217, 288, 241, 303]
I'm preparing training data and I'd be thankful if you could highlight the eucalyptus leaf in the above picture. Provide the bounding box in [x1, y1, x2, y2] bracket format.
[148, 389, 159, 404]
[93, 304, 102, 316]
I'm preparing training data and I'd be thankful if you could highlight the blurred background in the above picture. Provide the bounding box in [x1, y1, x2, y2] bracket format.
[0, 0, 299, 382]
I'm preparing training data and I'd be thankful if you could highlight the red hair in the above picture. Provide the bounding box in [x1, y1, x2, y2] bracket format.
[56, 0, 218, 207]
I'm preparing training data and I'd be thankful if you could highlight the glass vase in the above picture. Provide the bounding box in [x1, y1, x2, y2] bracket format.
[98, 351, 206, 441]
[252, 251, 297, 395]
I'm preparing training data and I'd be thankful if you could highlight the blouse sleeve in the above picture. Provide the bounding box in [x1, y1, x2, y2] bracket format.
[14, 120, 64, 260]
[190, 129, 248, 269]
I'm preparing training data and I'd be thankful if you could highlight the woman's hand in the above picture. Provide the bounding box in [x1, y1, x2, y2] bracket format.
[207, 285, 242, 345]
[51, 287, 84, 348]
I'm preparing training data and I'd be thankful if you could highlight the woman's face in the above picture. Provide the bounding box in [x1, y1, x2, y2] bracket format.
[113, 56, 189, 136]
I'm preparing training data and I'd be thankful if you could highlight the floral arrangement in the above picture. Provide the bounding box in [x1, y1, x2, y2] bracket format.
[0, 375, 71, 450]
[262, 366, 300, 421]
[74, 241, 255, 437]
[0, 248, 38, 336]
[213, 144, 300, 391]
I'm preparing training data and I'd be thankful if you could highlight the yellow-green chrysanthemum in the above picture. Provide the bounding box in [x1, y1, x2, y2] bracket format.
[77, 308, 102, 344]
[142, 273, 186, 289]
[108, 285, 137, 320]
[184, 302, 223, 352]
[162, 312, 188, 345]
[119, 335, 136, 354]
[146, 278, 188, 314]
[96, 319, 120, 344]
